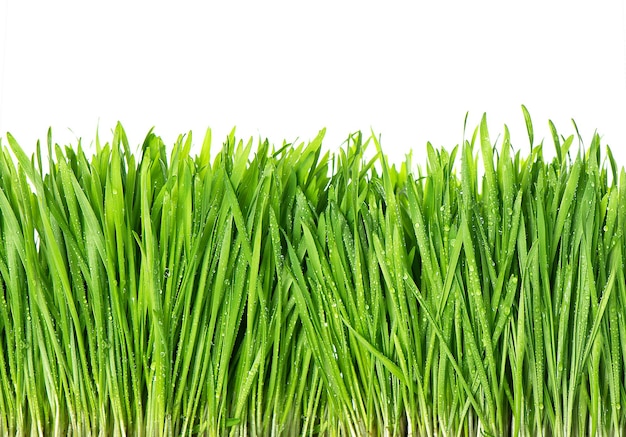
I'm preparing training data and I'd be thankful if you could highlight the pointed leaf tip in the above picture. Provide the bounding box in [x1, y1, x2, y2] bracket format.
[521, 105, 534, 148]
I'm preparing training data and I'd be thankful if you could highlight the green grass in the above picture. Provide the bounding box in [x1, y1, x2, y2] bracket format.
[0, 107, 625, 436]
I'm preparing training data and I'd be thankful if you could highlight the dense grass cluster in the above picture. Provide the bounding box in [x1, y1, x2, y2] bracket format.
[0, 110, 625, 436]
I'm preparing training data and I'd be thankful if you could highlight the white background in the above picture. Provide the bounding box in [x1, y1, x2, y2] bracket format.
[0, 1, 625, 168]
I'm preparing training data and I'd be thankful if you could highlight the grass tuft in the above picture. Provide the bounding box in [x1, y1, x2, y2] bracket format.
[0, 109, 625, 436]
